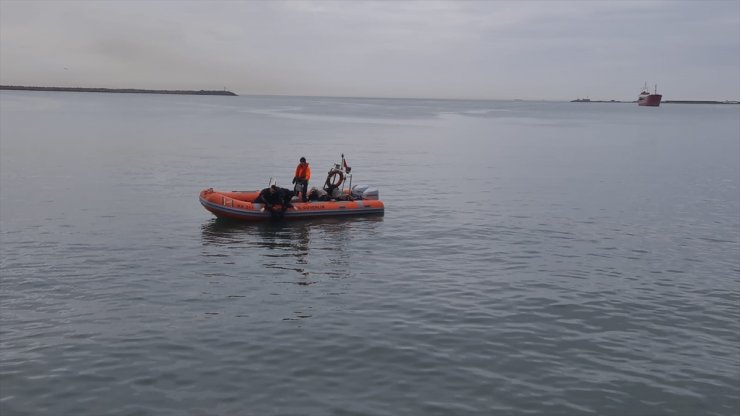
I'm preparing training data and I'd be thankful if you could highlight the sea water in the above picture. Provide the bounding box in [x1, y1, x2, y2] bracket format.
[1, 91, 739, 415]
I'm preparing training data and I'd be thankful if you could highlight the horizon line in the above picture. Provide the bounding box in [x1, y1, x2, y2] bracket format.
[2, 84, 738, 103]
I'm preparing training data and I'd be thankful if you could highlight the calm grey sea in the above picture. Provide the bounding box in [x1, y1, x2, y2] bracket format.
[1, 91, 739, 416]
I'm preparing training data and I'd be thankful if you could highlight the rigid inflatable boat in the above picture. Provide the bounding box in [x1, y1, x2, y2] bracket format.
[199, 188, 383, 221]
[200, 156, 384, 221]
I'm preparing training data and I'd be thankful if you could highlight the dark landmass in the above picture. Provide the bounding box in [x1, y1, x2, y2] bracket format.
[571, 99, 628, 103]
[0, 85, 237, 96]
[663, 100, 739, 104]
[571, 98, 738, 104]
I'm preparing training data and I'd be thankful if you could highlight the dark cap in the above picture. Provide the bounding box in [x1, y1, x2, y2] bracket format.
[300, 157, 306, 163]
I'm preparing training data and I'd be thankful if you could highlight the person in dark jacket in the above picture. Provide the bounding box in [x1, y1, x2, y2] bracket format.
[256, 185, 294, 217]
[256, 185, 280, 210]
[277, 187, 295, 209]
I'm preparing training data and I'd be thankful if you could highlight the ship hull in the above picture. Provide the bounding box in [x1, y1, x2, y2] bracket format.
[638, 94, 662, 107]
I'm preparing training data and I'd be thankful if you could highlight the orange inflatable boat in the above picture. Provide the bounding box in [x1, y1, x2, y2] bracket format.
[201, 155, 384, 221]
[199, 188, 384, 221]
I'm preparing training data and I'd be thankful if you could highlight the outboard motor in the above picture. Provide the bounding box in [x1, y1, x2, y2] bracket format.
[351, 184, 379, 200]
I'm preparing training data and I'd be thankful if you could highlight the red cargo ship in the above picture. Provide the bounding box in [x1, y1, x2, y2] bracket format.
[638, 83, 662, 107]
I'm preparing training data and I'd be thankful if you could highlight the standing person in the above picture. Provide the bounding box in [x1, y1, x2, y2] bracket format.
[292, 157, 311, 202]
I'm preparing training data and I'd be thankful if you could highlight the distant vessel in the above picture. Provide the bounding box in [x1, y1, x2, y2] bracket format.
[638, 83, 662, 107]
[570, 98, 591, 103]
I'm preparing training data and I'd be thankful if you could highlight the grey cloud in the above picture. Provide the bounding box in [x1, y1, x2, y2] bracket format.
[1, 0, 738, 100]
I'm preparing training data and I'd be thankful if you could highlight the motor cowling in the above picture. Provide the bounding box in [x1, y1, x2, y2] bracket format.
[351, 184, 379, 200]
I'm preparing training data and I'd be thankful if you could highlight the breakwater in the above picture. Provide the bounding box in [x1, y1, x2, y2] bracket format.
[0, 85, 237, 96]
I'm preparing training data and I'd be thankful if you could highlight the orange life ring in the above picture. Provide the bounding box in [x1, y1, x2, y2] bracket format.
[326, 170, 344, 187]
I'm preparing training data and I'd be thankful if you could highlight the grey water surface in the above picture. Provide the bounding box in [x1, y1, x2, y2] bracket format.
[1, 92, 739, 416]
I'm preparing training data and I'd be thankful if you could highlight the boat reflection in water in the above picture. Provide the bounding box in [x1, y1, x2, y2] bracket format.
[200, 216, 384, 282]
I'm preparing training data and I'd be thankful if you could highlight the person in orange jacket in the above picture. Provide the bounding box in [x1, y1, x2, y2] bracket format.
[292, 157, 311, 202]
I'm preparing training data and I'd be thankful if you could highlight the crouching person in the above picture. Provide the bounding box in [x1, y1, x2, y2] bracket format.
[256, 185, 294, 218]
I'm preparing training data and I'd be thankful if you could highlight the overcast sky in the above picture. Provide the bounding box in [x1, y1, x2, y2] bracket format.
[1, 0, 738, 101]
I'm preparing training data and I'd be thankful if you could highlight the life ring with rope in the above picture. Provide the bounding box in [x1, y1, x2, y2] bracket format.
[325, 169, 344, 188]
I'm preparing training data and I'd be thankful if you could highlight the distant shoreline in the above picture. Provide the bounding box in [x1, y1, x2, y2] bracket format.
[0, 85, 237, 96]
[663, 100, 739, 104]
[570, 98, 739, 104]
[1, 86, 736, 103]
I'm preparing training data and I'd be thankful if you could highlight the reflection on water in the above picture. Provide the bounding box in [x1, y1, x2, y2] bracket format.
[2, 92, 739, 416]
[200, 216, 384, 281]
